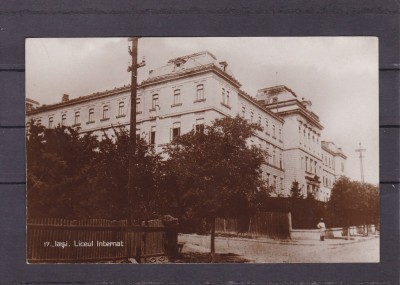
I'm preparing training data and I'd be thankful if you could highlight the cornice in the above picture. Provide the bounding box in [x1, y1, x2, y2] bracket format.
[27, 86, 131, 115]
[238, 90, 285, 124]
[274, 108, 323, 130]
[140, 63, 241, 89]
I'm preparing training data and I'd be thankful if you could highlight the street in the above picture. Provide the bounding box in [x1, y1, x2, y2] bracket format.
[179, 234, 379, 263]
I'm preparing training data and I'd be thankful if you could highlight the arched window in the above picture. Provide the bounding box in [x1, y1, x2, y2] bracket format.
[152, 94, 159, 109]
[102, 105, 109, 119]
[88, 108, 94, 122]
[61, 114, 66, 126]
[74, 112, 80, 125]
[118, 101, 124, 116]
[136, 98, 141, 112]
[196, 84, 204, 101]
[173, 89, 180, 105]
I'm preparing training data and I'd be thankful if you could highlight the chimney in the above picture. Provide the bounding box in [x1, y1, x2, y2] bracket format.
[301, 98, 312, 110]
[62, 94, 70, 103]
[219, 61, 228, 71]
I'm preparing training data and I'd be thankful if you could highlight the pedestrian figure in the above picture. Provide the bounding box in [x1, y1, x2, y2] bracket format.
[317, 218, 326, 241]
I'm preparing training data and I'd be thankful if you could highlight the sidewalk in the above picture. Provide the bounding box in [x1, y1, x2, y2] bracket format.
[178, 233, 380, 263]
[179, 233, 379, 247]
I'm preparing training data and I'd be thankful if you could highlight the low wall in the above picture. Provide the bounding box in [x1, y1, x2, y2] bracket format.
[290, 229, 320, 240]
[291, 225, 377, 240]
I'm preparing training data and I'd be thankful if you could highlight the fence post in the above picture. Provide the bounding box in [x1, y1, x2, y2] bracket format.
[248, 217, 252, 233]
[288, 212, 292, 239]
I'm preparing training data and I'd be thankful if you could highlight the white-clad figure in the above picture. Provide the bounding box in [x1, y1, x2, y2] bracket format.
[317, 218, 326, 241]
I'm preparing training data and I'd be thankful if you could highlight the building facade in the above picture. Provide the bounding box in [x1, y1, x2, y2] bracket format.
[26, 51, 345, 201]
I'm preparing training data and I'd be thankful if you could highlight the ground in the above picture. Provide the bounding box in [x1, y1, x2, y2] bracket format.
[178, 234, 379, 263]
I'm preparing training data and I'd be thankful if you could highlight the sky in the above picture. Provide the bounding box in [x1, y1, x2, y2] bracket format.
[26, 37, 379, 184]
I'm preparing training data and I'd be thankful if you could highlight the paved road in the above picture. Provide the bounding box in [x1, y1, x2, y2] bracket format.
[180, 235, 379, 263]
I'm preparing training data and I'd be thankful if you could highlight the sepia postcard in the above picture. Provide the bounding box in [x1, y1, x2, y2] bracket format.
[25, 37, 379, 263]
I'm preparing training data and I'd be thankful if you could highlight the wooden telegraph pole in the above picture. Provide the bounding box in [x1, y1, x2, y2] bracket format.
[127, 37, 145, 259]
[355, 142, 366, 183]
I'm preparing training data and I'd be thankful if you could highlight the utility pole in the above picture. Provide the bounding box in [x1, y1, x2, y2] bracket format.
[126, 37, 145, 261]
[355, 142, 366, 183]
[127, 37, 145, 227]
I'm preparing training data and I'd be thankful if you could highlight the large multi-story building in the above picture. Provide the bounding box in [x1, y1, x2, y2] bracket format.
[255, 86, 347, 201]
[26, 51, 346, 201]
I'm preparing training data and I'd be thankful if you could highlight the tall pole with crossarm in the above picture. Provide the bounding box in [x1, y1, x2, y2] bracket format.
[355, 142, 366, 183]
[126, 38, 145, 259]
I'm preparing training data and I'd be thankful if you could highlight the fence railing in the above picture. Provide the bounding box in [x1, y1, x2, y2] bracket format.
[215, 212, 291, 239]
[27, 218, 175, 263]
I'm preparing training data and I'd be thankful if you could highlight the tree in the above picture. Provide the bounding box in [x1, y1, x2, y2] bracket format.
[26, 121, 165, 222]
[164, 116, 267, 261]
[27, 120, 99, 218]
[93, 127, 166, 223]
[290, 180, 303, 199]
[328, 176, 379, 236]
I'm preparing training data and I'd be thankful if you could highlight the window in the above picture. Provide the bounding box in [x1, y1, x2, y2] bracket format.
[150, 126, 156, 145]
[250, 111, 254, 122]
[241, 106, 246, 117]
[305, 157, 309, 172]
[221, 88, 225, 104]
[279, 129, 282, 140]
[74, 112, 80, 125]
[312, 136, 315, 152]
[272, 125, 276, 137]
[299, 126, 302, 144]
[118, 102, 124, 116]
[152, 94, 159, 109]
[280, 178, 284, 192]
[195, 118, 204, 133]
[258, 116, 261, 125]
[172, 122, 181, 140]
[61, 114, 66, 126]
[88, 108, 94, 122]
[341, 162, 345, 172]
[280, 153, 282, 169]
[136, 98, 141, 112]
[265, 120, 269, 134]
[173, 89, 180, 105]
[136, 129, 140, 141]
[226, 91, 230, 106]
[273, 150, 276, 166]
[102, 105, 109, 119]
[196, 84, 204, 101]
[266, 146, 270, 164]
[37, 119, 42, 126]
[266, 173, 270, 187]
[48, 117, 53, 128]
